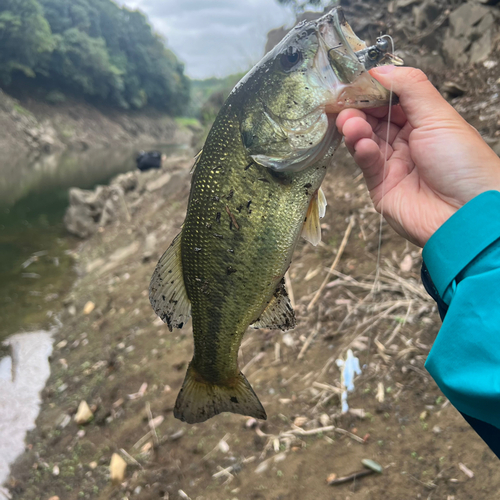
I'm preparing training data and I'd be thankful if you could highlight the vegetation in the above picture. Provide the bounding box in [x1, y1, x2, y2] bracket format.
[188, 72, 244, 125]
[0, 0, 189, 114]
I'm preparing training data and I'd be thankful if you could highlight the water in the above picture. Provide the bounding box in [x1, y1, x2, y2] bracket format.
[0, 144, 185, 340]
[0, 143, 186, 494]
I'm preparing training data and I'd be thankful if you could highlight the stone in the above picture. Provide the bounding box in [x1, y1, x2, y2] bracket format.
[469, 29, 493, 64]
[413, 0, 442, 29]
[441, 81, 467, 98]
[142, 232, 157, 262]
[83, 301, 95, 315]
[63, 204, 96, 239]
[442, 31, 470, 66]
[74, 400, 93, 424]
[110, 453, 127, 484]
[113, 171, 138, 193]
[449, 3, 489, 38]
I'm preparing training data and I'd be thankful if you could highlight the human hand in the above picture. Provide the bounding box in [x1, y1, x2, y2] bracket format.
[336, 66, 500, 247]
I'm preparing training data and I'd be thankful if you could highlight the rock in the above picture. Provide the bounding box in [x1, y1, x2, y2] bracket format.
[83, 301, 95, 315]
[89, 461, 98, 469]
[319, 413, 331, 427]
[142, 232, 157, 262]
[413, 0, 442, 29]
[52, 465, 59, 476]
[469, 29, 493, 64]
[110, 453, 127, 484]
[74, 400, 93, 424]
[113, 172, 138, 193]
[449, 3, 489, 38]
[442, 32, 470, 66]
[441, 81, 467, 98]
[399, 254, 414, 272]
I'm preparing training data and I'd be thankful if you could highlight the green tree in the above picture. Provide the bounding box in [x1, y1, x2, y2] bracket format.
[49, 28, 123, 100]
[0, 0, 54, 84]
[0, 0, 190, 113]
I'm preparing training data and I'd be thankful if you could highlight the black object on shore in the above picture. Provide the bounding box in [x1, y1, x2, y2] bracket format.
[136, 151, 163, 171]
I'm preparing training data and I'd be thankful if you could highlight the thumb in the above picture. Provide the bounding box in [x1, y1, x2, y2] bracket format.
[369, 66, 462, 129]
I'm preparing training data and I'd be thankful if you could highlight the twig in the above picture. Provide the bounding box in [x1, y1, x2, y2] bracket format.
[203, 433, 230, 461]
[297, 327, 318, 360]
[328, 469, 374, 485]
[242, 352, 265, 373]
[307, 216, 355, 311]
[146, 402, 159, 448]
[119, 448, 144, 470]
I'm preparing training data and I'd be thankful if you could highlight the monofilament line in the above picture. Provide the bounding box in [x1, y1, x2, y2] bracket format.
[373, 34, 395, 292]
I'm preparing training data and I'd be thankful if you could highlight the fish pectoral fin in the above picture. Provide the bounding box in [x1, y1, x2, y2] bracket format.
[174, 363, 267, 424]
[149, 232, 191, 332]
[301, 187, 327, 246]
[251, 279, 296, 331]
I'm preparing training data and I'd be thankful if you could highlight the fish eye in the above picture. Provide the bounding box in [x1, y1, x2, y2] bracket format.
[280, 47, 302, 71]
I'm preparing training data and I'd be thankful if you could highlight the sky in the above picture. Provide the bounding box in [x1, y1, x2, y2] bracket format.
[115, 0, 300, 80]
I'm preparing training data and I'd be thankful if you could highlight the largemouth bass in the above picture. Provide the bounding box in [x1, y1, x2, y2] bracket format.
[150, 8, 397, 424]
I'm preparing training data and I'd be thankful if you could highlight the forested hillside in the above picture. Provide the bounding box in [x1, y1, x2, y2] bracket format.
[0, 0, 190, 114]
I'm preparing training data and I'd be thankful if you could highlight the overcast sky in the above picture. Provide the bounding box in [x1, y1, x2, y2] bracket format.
[115, 0, 301, 79]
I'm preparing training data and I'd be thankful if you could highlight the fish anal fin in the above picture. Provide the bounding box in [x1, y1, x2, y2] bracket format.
[149, 232, 191, 331]
[174, 363, 267, 424]
[252, 279, 296, 331]
[301, 187, 327, 246]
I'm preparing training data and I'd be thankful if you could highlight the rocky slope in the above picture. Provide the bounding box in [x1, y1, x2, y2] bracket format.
[0, 89, 195, 172]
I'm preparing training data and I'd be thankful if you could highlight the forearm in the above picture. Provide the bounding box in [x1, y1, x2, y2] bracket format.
[422, 191, 500, 430]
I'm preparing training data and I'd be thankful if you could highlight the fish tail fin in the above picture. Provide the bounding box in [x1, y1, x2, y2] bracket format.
[174, 363, 267, 424]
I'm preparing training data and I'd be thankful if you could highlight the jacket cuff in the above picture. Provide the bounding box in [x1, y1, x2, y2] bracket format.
[422, 191, 500, 299]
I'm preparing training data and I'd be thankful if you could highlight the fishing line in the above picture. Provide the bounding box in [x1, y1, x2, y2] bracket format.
[373, 34, 395, 291]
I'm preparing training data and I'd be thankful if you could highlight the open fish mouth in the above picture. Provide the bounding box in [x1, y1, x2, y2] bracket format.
[313, 8, 403, 113]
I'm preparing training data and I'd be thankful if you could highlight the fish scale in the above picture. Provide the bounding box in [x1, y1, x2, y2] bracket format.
[182, 102, 328, 383]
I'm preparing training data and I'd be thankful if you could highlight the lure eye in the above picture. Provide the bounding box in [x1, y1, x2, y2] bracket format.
[368, 48, 379, 60]
[280, 47, 302, 71]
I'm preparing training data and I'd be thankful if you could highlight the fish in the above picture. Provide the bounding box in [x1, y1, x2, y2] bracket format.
[149, 7, 397, 424]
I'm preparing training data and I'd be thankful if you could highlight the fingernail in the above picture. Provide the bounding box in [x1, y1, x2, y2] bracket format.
[372, 65, 395, 75]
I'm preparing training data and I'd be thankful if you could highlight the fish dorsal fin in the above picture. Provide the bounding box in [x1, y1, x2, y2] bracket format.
[149, 232, 191, 331]
[301, 187, 327, 246]
[251, 279, 296, 331]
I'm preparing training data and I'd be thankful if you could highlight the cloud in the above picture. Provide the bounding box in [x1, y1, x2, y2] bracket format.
[115, 0, 296, 79]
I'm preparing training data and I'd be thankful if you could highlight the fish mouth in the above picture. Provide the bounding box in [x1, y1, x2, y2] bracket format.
[314, 8, 400, 113]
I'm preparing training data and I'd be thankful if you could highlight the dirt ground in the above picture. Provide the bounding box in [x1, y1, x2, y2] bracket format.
[6, 145, 500, 500]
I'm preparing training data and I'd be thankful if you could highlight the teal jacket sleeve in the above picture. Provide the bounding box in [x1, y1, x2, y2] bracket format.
[423, 190, 500, 431]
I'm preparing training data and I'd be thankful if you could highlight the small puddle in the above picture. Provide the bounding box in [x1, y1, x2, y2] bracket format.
[0, 330, 54, 499]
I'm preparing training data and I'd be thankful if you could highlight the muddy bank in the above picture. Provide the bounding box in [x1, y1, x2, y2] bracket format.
[0, 88, 199, 174]
[5, 148, 500, 500]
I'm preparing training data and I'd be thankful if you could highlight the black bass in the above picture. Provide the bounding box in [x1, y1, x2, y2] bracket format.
[150, 8, 397, 424]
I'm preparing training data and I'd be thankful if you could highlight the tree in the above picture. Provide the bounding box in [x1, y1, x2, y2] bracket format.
[0, 0, 54, 84]
[0, 0, 190, 113]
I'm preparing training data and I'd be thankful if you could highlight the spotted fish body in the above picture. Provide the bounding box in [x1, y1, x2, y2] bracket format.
[150, 8, 394, 424]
